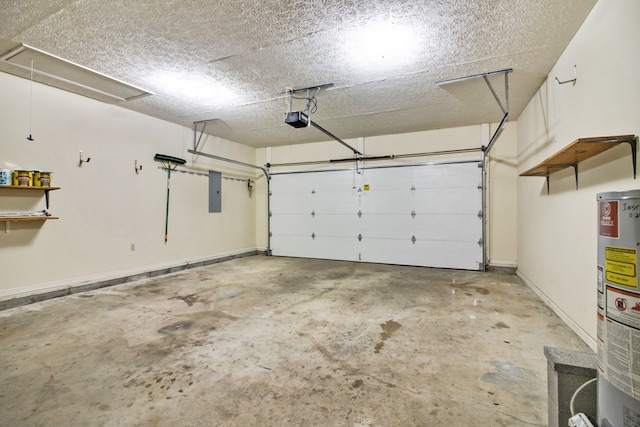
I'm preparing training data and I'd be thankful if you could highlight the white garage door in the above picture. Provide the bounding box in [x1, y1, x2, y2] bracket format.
[269, 161, 484, 270]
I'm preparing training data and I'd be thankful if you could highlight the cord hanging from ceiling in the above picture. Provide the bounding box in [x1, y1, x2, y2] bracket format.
[27, 59, 34, 141]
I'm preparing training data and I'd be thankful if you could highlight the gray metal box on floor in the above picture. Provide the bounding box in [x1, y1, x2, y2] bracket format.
[544, 346, 597, 427]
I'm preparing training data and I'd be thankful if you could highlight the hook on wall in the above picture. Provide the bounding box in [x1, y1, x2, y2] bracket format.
[135, 160, 142, 173]
[79, 150, 91, 166]
[555, 65, 577, 85]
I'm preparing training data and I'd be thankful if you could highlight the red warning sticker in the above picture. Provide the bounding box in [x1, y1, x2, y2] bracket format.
[600, 201, 619, 238]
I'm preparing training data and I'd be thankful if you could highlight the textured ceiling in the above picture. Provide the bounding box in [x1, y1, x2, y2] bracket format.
[0, 0, 597, 148]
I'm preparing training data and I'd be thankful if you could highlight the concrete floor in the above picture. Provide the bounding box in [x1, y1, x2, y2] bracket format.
[0, 255, 590, 426]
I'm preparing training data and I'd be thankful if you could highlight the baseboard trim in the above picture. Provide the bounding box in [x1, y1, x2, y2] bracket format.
[486, 264, 517, 274]
[517, 270, 597, 352]
[0, 250, 263, 311]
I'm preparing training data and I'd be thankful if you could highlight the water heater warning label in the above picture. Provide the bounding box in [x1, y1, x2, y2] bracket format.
[600, 201, 619, 238]
[606, 246, 638, 289]
[606, 286, 640, 330]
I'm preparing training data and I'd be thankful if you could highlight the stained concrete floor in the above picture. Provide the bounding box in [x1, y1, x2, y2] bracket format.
[0, 255, 590, 426]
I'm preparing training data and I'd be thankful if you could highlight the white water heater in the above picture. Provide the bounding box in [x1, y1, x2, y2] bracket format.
[597, 190, 640, 427]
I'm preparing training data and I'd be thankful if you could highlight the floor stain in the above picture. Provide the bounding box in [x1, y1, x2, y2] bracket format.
[158, 321, 193, 334]
[375, 320, 402, 353]
[475, 287, 490, 295]
[481, 361, 540, 400]
[494, 322, 510, 329]
[352, 379, 363, 389]
[169, 294, 202, 306]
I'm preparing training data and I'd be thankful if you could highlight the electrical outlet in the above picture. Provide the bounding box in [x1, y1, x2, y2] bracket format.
[130, 243, 135, 251]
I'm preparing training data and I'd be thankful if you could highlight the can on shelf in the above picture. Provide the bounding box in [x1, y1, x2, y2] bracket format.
[34, 171, 52, 187]
[12, 170, 33, 186]
[0, 169, 11, 185]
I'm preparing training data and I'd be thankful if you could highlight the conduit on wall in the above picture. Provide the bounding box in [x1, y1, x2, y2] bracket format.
[190, 119, 271, 254]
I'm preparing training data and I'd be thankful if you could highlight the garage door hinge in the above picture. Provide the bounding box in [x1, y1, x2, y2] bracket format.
[311, 189, 316, 194]
[311, 232, 315, 240]
[411, 210, 416, 218]
[268, 191, 272, 196]
[311, 210, 315, 218]
[411, 185, 416, 191]
[477, 182, 483, 189]
[357, 233, 362, 242]
[358, 210, 362, 218]
[478, 238, 483, 246]
[411, 235, 416, 244]
[477, 210, 483, 218]
[269, 211, 272, 217]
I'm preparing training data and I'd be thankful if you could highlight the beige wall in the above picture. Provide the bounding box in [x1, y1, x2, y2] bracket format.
[256, 122, 519, 267]
[0, 72, 258, 297]
[516, 0, 640, 349]
[1, 69, 517, 299]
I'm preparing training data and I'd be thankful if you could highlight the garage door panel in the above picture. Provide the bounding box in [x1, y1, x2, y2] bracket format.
[313, 194, 360, 214]
[360, 188, 481, 215]
[270, 193, 315, 214]
[410, 240, 483, 269]
[361, 239, 482, 270]
[270, 215, 314, 236]
[362, 163, 481, 190]
[271, 235, 359, 261]
[414, 216, 482, 242]
[358, 214, 481, 242]
[312, 214, 360, 233]
[271, 216, 361, 238]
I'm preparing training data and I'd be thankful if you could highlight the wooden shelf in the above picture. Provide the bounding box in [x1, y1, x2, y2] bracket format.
[0, 216, 58, 222]
[520, 135, 637, 192]
[0, 185, 60, 191]
[0, 185, 60, 210]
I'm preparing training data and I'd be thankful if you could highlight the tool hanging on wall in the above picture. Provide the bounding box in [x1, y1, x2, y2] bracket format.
[154, 153, 186, 243]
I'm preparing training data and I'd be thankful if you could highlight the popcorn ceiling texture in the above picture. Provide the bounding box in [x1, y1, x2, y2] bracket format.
[0, 0, 596, 147]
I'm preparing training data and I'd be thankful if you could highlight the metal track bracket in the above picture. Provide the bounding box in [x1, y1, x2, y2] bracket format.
[193, 118, 221, 152]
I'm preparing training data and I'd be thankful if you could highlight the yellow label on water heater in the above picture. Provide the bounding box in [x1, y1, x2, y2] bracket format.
[605, 246, 638, 288]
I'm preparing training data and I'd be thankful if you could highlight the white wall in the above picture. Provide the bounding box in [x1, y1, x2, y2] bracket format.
[516, 0, 640, 349]
[256, 122, 519, 268]
[0, 72, 259, 297]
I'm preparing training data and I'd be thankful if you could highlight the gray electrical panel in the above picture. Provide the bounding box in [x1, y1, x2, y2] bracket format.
[209, 171, 221, 213]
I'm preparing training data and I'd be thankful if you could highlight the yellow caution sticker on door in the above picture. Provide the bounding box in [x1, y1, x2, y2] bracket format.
[605, 246, 638, 288]
[363, 184, 370, 191]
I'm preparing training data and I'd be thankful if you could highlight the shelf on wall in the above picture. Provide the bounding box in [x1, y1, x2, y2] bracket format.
[0, 216, 59, 222]
[0, 185, 61, 191]
[0, 185, 60, 209]
[519, 135, 637, 193]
